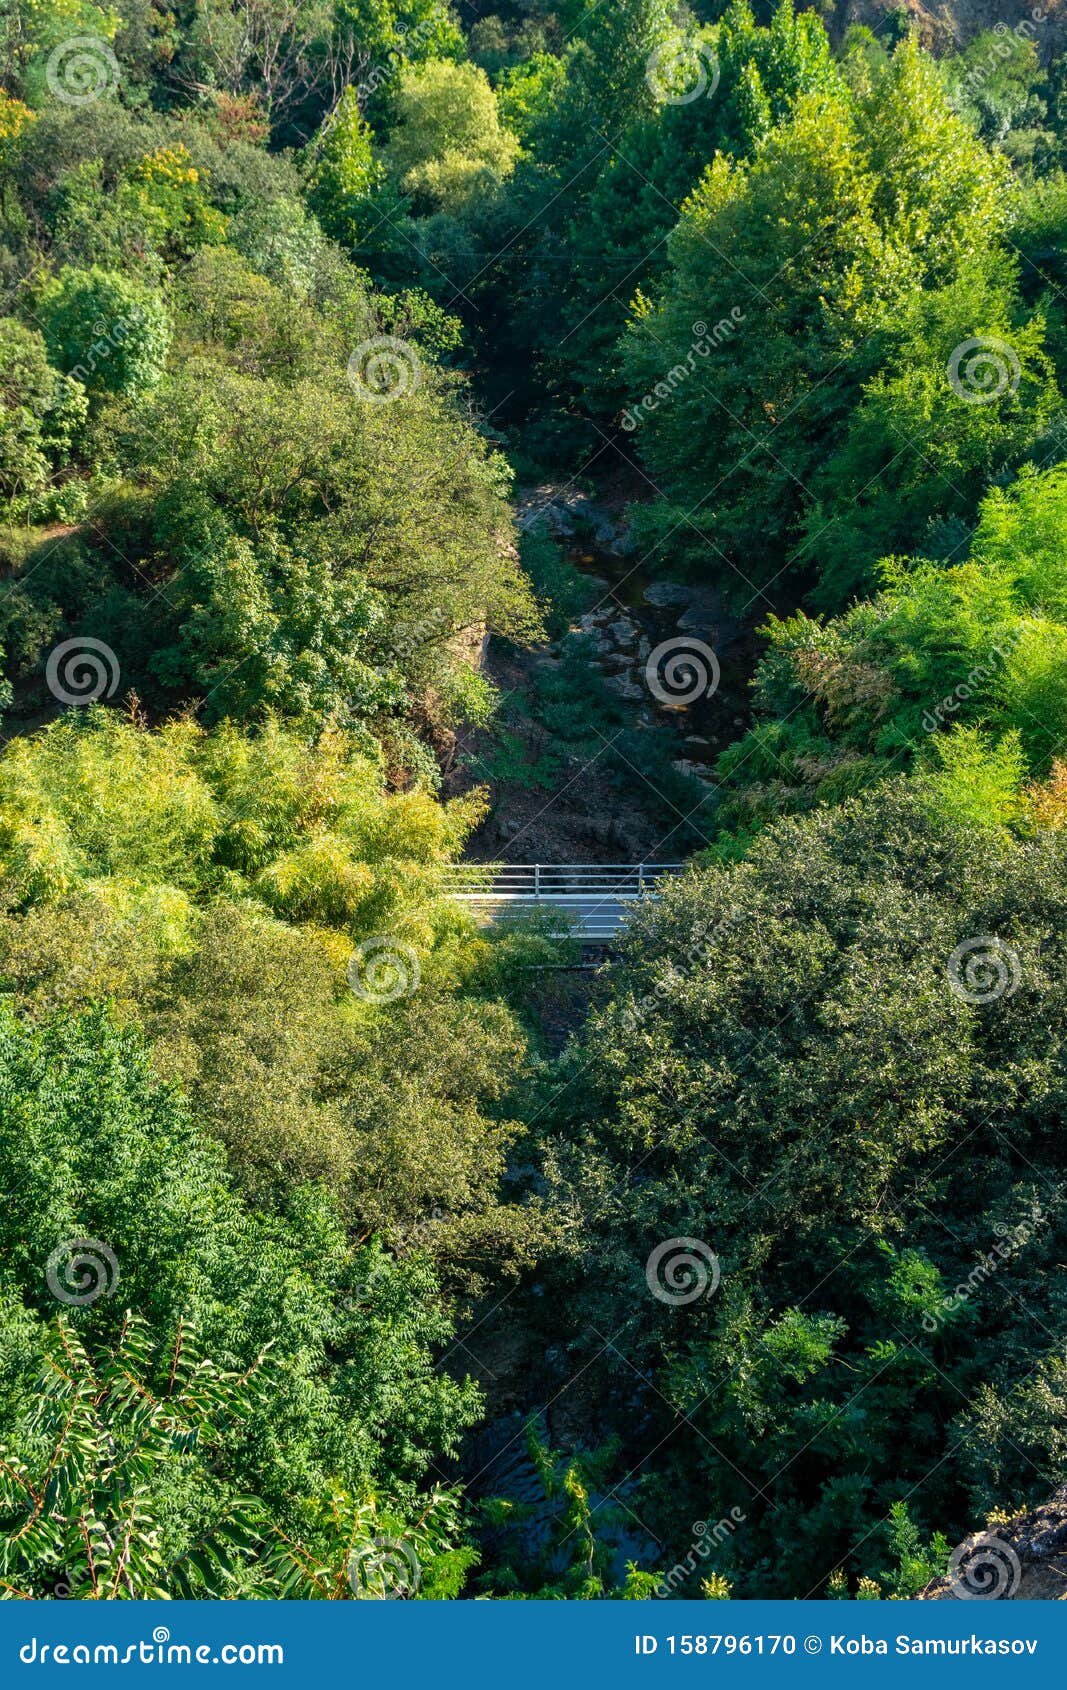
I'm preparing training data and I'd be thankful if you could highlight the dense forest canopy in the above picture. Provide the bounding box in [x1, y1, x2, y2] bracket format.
[1, 0, 1067, 1603]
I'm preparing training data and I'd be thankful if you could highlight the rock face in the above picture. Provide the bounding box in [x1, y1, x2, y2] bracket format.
[515, 486, 623, 548]
[827, 0, 1067, 59]
[920, 1489, 1067, 1600]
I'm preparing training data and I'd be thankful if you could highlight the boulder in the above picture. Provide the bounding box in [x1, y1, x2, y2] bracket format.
[643, 581, 694, 608]
[920, 1488, 1067, 1600]
[603, 670, 645, 701]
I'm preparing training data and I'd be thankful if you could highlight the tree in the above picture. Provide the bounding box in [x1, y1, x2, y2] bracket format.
[36, 266, 171, 404]
[0, 1313, 479, 1598]
[5, 239, 538, 729]
[713, 464, 1067, 839]
[799, 255, 1059, 606]
[382, 59, 519, 214]
[304, 86, 387, 247]
[559, 0, 843, 408]
[619, 41, 1014, 595]
[105, 351, 538, 720]
[943, 28, 1046, 151]
[0, 88, 34, 171]
[0, 1002, 483, 1524]
[0, 320, 87, 518]
[154, 533, 400, 728]
[530, 786, 1067, 1595]
[0, 712, 535, 1277]
[0, 1316, 269, 1599]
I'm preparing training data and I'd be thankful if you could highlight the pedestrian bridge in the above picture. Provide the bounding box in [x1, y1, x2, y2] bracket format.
[442, 863, 685, 940]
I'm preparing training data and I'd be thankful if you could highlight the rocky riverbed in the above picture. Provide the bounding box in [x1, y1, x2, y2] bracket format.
[450, 485, 765, 862]
[518, 483, 755, 781]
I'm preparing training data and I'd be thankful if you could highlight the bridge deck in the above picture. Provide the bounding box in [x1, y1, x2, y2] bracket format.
[443, 864, 685, 939]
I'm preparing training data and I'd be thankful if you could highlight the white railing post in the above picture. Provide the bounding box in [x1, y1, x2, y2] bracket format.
[534, 863, 541, 905]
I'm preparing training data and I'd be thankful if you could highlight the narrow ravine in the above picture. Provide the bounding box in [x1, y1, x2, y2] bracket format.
[450, 478, 779, 864]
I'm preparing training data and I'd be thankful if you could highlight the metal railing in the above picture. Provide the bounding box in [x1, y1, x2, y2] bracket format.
[441, 863, 686, 938]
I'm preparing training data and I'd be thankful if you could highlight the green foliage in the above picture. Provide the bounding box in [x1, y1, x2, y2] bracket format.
[0, 709, 478, 926]
[6, 0, 1067, 1608]
[559, 0, 844, 405]
[620, 39, 1019, 593]
[529, 788, 1067, 1595]
[0, 1315, 269, 1599]
[382, 60, 520, 214]
[717, 466, 1067, 835]
[925, 727, 1026, 830]
[304, 88, 386, 248]
[2, 245, 538, 729]
[154, 532, 398, 729]
[517, 528, 591, 640]
[0, 1003, 482, 1522]
[496, 53, 566, 144]
[943, 28, 1046, 152]
[0, 319, 87, 518]
[36, 266, 171, 403]
[0, 711, 537, 1279]
[801, 259, 1059, 605]
[480, 1426, 658, 1599]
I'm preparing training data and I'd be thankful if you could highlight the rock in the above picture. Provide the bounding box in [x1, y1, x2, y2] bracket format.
[676, 593, 720, 632]
[515, 486, 626, 551]
[614, 524, 636, 556]
[609, 618, 638, 646]
[637, 637, 651, 661]
[677, 610, 712, 633]
[643, 580, 694, 607]
[516, 485, 594, 538]
[920, 1488, 1067, 1600]
[584, 815, 614, 844]
[590, 510, 620, 546]
[600, 650, 635, 671]
[672, 758, 718, 790]
[603, 670, 645, 701]
[684, 735, 713, 750]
